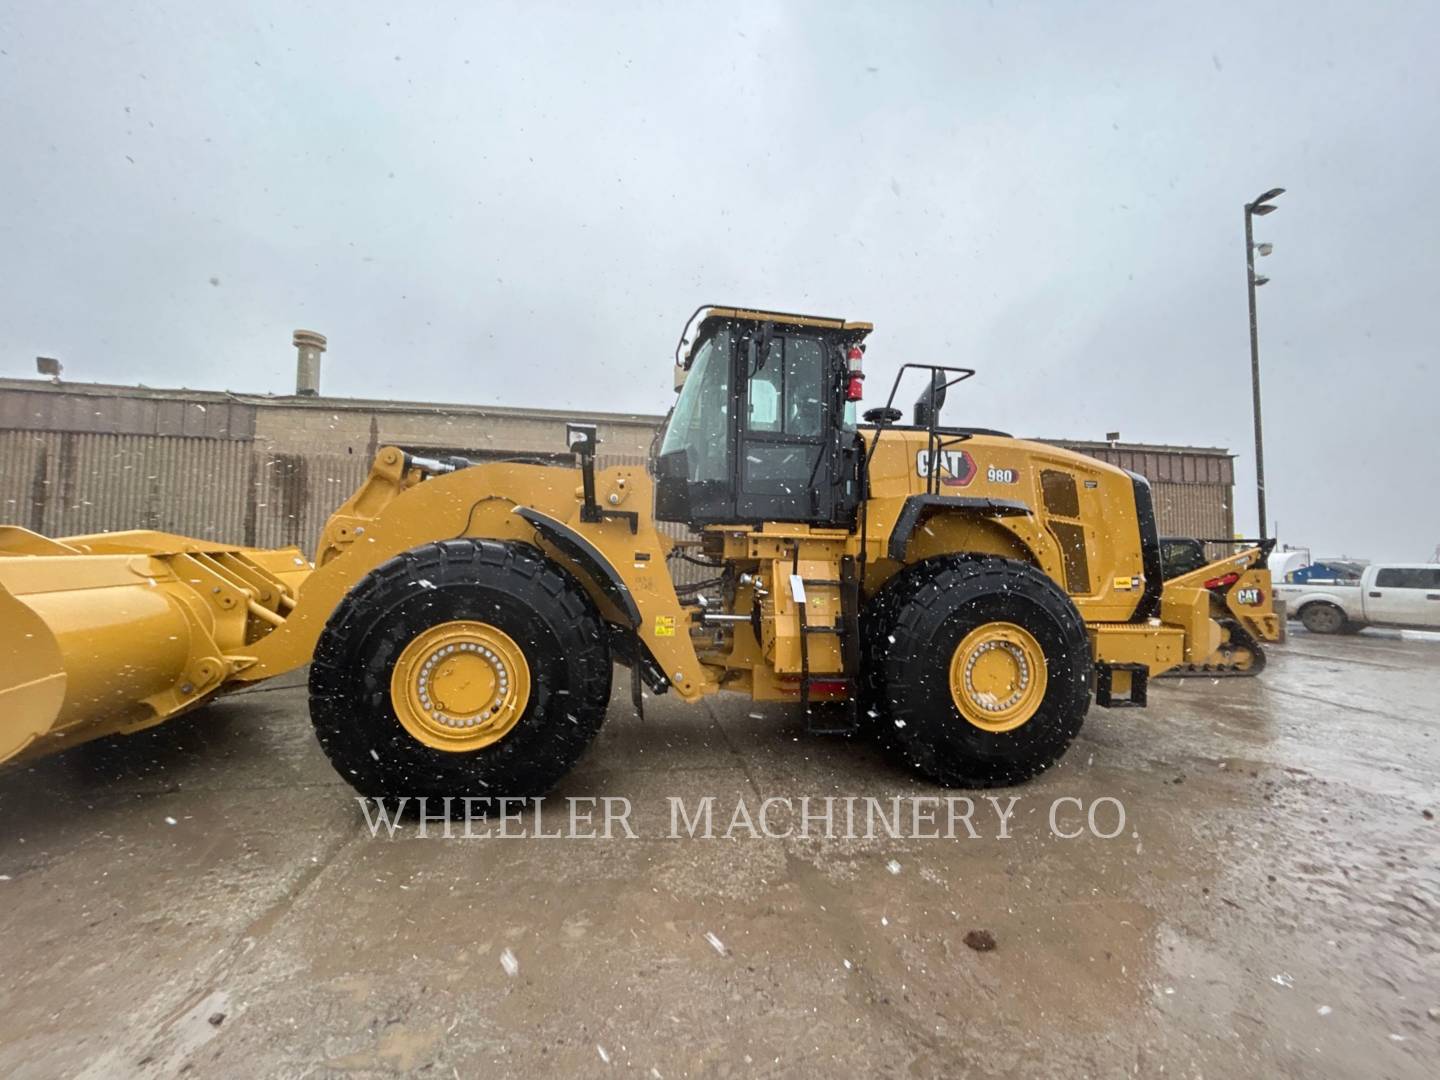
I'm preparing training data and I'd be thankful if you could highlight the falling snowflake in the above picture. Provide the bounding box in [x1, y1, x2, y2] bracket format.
[704, 931, 726, 955]
[886, 859, 902, 875]
[500, 948, 519, 976]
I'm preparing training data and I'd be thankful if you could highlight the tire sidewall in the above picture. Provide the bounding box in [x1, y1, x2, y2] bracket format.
[310, 541, 611, 800]
[1300, 603, 1343, 634]
[878, 558, 1092, 786]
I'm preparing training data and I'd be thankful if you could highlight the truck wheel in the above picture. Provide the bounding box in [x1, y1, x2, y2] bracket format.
[864, 556, 1092, 788]
[309, 539, 612, 806]
[1299, 602, 1346, 635]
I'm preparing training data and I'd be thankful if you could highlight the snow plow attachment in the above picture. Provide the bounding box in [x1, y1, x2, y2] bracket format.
[0, 526, 311, 765]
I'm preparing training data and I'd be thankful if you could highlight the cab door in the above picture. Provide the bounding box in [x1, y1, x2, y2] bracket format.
[735, 331, 833, 523]
[1367, 567, 1440, 627]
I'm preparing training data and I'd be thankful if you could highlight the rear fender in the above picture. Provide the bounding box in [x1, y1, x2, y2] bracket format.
[880, 496, 1061, 591]
[884, 494, 1035, 562]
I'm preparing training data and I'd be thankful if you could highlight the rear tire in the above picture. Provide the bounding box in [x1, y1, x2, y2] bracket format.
[309, 539, 612, 804]
[1299, 602, 1346, 635]
[863, 556, 1092, 788]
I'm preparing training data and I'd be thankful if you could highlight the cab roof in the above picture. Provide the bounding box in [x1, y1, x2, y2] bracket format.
[678, 305, 873, 365]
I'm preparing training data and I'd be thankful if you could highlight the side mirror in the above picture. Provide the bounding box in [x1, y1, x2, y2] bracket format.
[758, 321, 774, 357]
[566, 422, 598, 458]
[913, 370, 948, 427]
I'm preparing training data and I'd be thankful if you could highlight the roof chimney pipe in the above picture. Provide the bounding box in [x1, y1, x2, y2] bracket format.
[293, 330, 327, 396]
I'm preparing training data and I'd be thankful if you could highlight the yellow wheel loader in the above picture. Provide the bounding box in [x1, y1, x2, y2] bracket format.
[0, 306, 1281, 796]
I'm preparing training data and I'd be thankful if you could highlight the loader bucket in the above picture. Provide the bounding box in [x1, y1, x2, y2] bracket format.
[0, 527, 312, 766]
[0, 584, 68, 763]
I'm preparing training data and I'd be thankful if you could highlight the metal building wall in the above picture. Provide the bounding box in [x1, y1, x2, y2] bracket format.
[1148, 482, 1234, 540]
[0, 430, 368, 553]
[1048, 441, 1236, 539]
[0, 432, 704, 581]
[0, 381, 256, 440]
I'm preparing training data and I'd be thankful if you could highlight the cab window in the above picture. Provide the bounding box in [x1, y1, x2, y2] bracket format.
[659, 330, 732, 481]
[746, 335, 824, 438]
[1376, 567, 1440, 589]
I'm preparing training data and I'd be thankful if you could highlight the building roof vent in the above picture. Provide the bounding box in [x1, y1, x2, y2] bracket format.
[293, 330, 327, 396]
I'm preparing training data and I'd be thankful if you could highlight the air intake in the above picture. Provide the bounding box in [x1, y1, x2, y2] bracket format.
[1041, 470, 1089, 593]
[1040, 469, 1080, 518]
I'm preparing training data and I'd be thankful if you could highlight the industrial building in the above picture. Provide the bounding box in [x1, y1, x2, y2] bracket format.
[0, 335, 1234, 552]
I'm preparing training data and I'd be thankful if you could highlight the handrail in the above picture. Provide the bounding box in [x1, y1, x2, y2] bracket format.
[861, 363, 977, 488]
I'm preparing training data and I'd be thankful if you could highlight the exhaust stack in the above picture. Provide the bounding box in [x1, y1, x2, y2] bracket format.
[293, 329, 327, 396]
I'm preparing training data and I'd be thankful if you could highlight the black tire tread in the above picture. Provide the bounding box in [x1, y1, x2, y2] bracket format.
[862, 555, 1092, 788]
[1298, 601, 1347, 635]
[309, 538, 611, 804]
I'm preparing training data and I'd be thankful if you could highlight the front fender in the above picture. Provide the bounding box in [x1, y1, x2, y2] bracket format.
[513, 507, 641, 628]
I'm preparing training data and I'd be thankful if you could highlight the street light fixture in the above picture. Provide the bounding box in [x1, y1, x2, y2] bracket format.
[1244, 186, 1284, 539]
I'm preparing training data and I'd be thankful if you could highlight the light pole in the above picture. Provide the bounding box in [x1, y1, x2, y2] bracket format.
[1244, 187, 1284, 539]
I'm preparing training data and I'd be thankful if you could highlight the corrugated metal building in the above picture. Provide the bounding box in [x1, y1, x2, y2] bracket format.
[1049, 439, 1235, 541]
[0, 376, 1233, 553]
[0, 377, 661, 550]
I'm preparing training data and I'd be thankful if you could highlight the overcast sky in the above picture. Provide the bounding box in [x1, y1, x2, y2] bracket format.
[1, 1, 1436, 559]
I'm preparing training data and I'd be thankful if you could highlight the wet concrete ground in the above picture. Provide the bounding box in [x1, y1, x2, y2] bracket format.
[1, 629, 1436, 1079]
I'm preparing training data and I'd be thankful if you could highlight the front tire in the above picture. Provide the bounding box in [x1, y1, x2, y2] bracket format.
[864, 556, 1092, 788]
[309, 539, 612, 803]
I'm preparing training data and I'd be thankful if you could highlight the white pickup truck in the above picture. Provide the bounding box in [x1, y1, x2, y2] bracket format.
[1276, 564, 1440, 634]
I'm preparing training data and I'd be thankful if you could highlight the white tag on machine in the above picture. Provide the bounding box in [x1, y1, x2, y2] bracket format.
[789, 575, 807, 604]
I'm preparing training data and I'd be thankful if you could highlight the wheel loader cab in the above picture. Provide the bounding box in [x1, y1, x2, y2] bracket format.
[654, 308, 871, 529]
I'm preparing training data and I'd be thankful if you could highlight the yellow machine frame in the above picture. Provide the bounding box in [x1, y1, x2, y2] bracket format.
[0, 305, 1280, 775]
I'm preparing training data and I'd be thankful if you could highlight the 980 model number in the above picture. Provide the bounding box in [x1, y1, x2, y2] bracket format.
[986, 466, 1018, 484]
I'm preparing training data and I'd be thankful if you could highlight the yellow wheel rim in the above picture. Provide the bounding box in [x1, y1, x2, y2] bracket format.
[389, 621, 532, 752]
[948, 622, 1048, 733]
